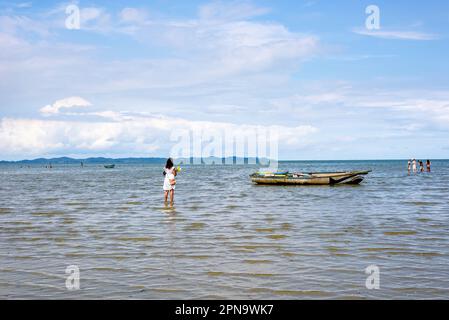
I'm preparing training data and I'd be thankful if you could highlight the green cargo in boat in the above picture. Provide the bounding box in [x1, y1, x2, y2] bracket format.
[250, 171, 371, 185]
[104, 164, 115, 169]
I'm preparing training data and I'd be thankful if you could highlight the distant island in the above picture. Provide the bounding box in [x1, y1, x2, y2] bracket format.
[0, 156, 271, 165]
[0, 157, 166, 165]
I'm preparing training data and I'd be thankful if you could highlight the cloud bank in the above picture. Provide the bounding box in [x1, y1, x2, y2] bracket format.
[0, 102, 317, 159]
[353, 28, 438, 41]
[40, 96, 92, 115]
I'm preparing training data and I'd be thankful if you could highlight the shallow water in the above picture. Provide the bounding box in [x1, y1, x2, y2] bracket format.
[1, 160, 449, 299]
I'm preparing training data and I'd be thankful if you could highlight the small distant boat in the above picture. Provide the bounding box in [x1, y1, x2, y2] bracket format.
[250, 171, 371, 185]
[104, 164, 115, 169]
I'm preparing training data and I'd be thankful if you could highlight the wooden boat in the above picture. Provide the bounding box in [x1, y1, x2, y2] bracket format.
[250, 170, 371, 185]
[104, 164, 115, 169]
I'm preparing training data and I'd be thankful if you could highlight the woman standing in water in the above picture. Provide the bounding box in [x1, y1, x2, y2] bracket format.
[407, 160, 411, 175]
[426, 160, 431, 172]
[412, 159, 417, 173]
[163, 158, 177, 204]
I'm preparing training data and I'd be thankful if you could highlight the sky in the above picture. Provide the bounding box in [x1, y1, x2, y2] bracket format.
[1, 0, 449, 160]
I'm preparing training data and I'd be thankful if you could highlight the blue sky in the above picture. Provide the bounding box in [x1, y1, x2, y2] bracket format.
[1, 0, 449, 160]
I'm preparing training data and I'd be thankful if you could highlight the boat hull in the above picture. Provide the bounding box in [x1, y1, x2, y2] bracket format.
[250, 171, 370, 186]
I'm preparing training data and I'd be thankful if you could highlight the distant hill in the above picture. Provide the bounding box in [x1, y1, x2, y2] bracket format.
[0, 156, 271, 165]
[0, 157, 167, 164]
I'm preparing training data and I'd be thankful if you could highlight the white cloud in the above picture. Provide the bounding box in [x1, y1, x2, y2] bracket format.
[0, 32, 25, 48]
[179, 21, 319, 77]
[0, 14, 51, 37]
[0, 112, 317, 159]
[79, 7, 111, 32]
[16, 2, 32, 9]
[357, 97, 449, 124]
[81, 7, 103, 22]
[0, 4, 319, 101]
[119, 7, 148, 23]
[198, 1, 270, 21]
[353, 28, 438, 40]
[112, 7, 319, 77]
[40, 97, 92, 115]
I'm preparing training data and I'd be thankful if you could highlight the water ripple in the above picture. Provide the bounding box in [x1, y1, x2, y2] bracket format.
[1, 161, 449, 299]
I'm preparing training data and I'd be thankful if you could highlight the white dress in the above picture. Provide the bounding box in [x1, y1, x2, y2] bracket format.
[163, 168, 175, 191]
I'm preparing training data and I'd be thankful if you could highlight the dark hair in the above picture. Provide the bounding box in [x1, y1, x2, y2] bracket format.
[165, 158, 174, 169]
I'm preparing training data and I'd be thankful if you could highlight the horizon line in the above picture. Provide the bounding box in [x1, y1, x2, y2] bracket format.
[0, 156, 445, 163]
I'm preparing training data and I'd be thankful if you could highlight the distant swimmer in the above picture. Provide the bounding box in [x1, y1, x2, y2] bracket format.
[426, 160, 431, 172]
[163, 158, 177, 204]
[407, 160, 411, 175]
[412, 159, 417, 173]
[419, 160, 424, 173]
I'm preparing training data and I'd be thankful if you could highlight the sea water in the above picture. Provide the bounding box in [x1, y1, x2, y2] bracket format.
[0, 160, 448, 299]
